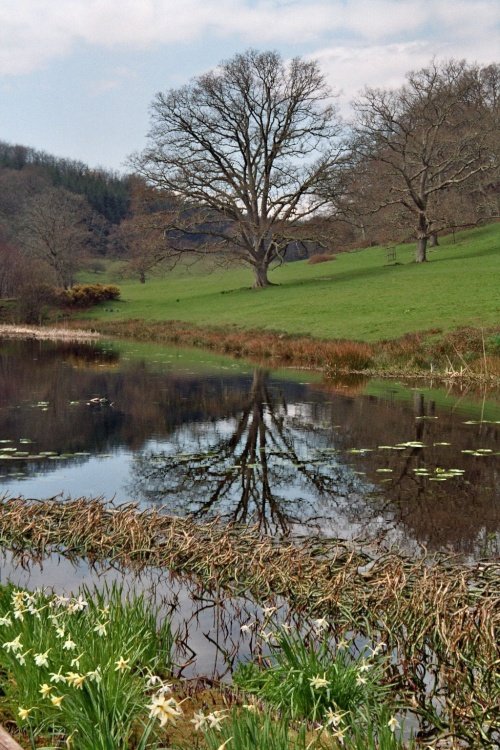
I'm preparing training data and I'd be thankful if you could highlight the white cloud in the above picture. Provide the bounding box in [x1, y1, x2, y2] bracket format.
[1, 0, 497, 77]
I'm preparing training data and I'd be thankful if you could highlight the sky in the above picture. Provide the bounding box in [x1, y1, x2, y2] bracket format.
[0, 0, 498, 173]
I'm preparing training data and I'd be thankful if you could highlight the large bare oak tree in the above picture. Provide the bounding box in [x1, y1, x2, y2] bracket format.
[135, 49, 345, 287]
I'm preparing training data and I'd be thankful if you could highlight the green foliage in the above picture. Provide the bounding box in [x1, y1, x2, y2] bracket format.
[198, 708, 309, 750]
[486, 333, 500, 354]
[57, 283, 121, 307]
[0, 583, 175, 749]
[234, 628, 390, 726]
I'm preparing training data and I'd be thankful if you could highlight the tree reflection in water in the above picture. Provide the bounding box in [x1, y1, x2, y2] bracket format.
[129, 369, 364, 535]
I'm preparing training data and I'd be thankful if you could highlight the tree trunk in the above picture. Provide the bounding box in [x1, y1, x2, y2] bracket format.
[253, 262, 271, 288]
[139, 271, 146, 283]
[415, 212, 428, 263]
[416, 236, 427, 262]
[429, 232, 439, 247]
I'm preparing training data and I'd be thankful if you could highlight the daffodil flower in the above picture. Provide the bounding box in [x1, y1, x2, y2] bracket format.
[309, 673, 330, 689]
[388, 716, 400, 733]
[324, 708, 346, 728]
[66, 671, 85, 689]
[49, 669, 67, 684]
[39, 683, 52, 698]
[312, 617, 329, 632]
[34, 649, 50, 667]
[148, 695, 183, 727]
[207, 710, 226, 731]
[4, 634, 22, 653]
[93, 622, 107, 637]
[51, 694, 64, 709]
[63, 637, 76, 651]
[190, 710, 208, 731]
[18, 707, 31, 721]
[114, 656, 130, 672]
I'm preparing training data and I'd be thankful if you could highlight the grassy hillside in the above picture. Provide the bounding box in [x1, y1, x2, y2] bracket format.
[81, 223, 500, 342]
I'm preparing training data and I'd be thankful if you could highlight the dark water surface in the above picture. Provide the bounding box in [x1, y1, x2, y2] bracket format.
[1, 337, 499, 558]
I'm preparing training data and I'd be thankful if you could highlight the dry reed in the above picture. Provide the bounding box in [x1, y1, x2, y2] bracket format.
[0, 324, 100, 342]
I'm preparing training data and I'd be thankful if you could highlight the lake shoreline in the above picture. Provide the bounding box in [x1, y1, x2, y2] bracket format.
[73, 318, 500, 387]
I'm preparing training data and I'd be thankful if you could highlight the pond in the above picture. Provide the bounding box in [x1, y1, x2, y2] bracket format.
[1, 337, 499, 559]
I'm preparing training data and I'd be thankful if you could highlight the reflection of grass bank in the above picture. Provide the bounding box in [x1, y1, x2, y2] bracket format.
[0, 497, 498, 748]
[83, 318, 500, 386]
[364, 379, 500, 422]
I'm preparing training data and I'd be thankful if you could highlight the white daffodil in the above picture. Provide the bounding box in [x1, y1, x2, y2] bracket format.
[190, 710, 208, 731]
[4, 634, 22, 653]
[207, 710, 226, 731]
[114, 656, 130, 672]
[388, 716, 400, 733]
[49, 669, 67, 684]
[93, 622, 107, 637]
[148, 695, 183, 727]
[324, 708, 346, 729]
[34, 649, 50, 667]
[63, 637, 76, 651]
[312, 617, 329, 632]
[309, 673, 329, 689]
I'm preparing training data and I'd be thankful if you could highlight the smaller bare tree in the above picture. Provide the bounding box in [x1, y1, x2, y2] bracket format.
[352, 60, 498, 262]
[21, 187, 91, 288]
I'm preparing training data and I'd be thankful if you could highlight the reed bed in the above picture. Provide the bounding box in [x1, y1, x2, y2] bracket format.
[0, 325, 101, 342]
[0, 497, 498, 746]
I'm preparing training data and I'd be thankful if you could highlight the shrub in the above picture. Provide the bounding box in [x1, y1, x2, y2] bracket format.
[307, 253, 336, 265]
[57, 284, 121, 308]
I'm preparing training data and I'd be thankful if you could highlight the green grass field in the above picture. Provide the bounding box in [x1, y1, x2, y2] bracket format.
[81, 223, 500, 342]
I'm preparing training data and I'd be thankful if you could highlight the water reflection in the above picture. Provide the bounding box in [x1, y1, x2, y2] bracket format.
[129, 369, 363, 535]
[0, 549, 302, 680]
[0, 337, 499, 557]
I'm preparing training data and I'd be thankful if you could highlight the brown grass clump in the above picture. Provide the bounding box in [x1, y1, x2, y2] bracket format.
[0, 497, 498, 746]
[307, 253, 336, 265]
[88, 319, 375, 372]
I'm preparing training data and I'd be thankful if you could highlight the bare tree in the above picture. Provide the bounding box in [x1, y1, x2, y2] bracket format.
[20, 187, 91, 288]
[111, 179, 178, 283]
[134, 49, 346, 287]
[352, 60, 499, 262]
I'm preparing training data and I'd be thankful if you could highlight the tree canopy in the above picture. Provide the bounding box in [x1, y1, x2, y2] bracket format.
[135, 49, 346, 286]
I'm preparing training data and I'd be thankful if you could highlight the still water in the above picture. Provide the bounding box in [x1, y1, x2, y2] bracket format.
[0, 337, 499, 558]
